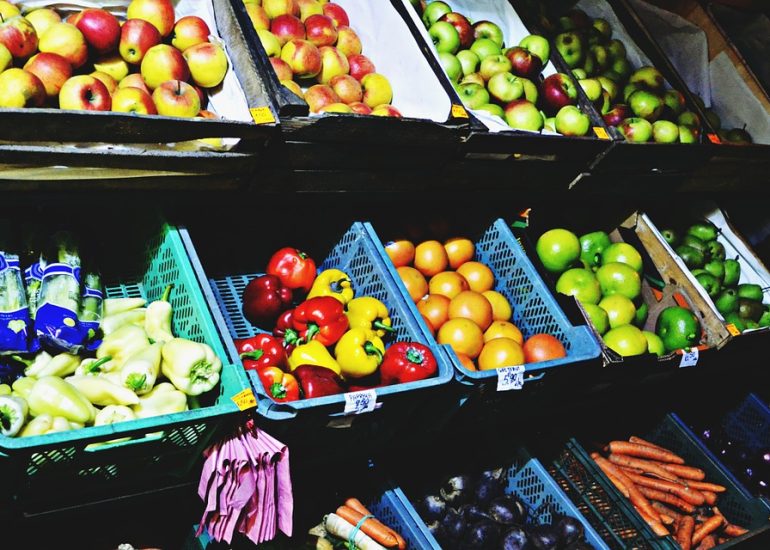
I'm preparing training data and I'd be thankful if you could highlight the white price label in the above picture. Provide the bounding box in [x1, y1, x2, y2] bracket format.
[679, 348, 699, 368]
[343, 389, 377, 415]
[497, 365, 525, 391]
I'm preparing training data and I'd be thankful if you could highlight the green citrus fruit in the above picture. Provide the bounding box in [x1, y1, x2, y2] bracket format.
[583, 303, 609, 335]
[603, 324, 648, 357]
[599, 294, 637, 329]
[536, 228, 580, 273]
[642, 331, 665, 357]
[556, 268, 602, 305]
[596, 262, 642, 300]
[655, 306, 700, 352]
[601, 242, 643, 273]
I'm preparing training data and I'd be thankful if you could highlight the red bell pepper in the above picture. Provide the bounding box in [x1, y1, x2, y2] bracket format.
[293, 364, 345, 398]
[258, 366, 300, 402]
[242, 274, 293, 330]
[292, 296, 349, 347]
[380, 342, 438, 384]
[266, 247, 317, 294]
[272, 308, 300, 352]
[235, 334, 287, 371]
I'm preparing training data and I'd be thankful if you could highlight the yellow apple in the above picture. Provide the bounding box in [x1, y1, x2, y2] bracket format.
[361, 73, 392, 108]
[91, 71, 118, 95]
[0, 43, 10, 73]
[127, 0, 175, 38]
[39, 23, 88, 68]
[183, 42, 228, 89]
[319, 102, 352, 113]
[25, 8, 61, 38]
[317, 45, 348, 85]
[152, 79, 201, 118]
[111, 86, 157, 115]
[281, 79, 302, 97]
[94, 54, 130, 82]
[0, 68, 45, 108]
[140, 44, 190, 89]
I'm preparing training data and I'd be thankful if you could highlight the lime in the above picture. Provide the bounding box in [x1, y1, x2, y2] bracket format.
[655, 306, 700, 352]
[583, 303, 609, 335]
[579, 231, 612, 270]
[642, 331, 665, 357]
[596, 262, 642, 300]
[599, 295, 637, 329]
[603, 324, 648, 357]
[556, 268, 602, 305]
[536, 229, 580, 273]
[634, 301, 649, 327]
[601, 242, 643, 273]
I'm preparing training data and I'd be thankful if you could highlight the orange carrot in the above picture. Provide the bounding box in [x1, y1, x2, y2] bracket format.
[675, 515, 695, 550]
[630, 436, 669, 452]
[618, 465, 645, 475]
[692, 515, 724, 545]
[696, 534, 717, 549]
[637, 486, 695, 513]
[610, 441, 685, 464]
[712, 506, 749, 538]
[606, 471, 630, 498]
[700, 491, 717, 505]
[624, 472, 706, 506]
[336, 505, 399, 548]
[651, 501, 683, 523]
[344, 498, 406, 550]
[660, 463, 707, 481]
[608, 454, 680, 482]
[592, 454, 661, 522]
[682, 480, 726, 493]
[635, 505, 671, 536]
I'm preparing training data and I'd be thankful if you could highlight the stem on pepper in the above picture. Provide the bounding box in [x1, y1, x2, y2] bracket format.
[332, 279, 351, 292]
[373, 320, 395, 333]
[363, 342, 383, 360]
[160, 284, 174, 302]
[270, 382, 287, 400]
[304, 323, 320, 342]
[240, 350, 264, 361]
[406, 347, 424, 364]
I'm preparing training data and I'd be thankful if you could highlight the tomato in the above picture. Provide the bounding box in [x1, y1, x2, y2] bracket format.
[478, 337, 525, 371]
[448, 290, 493, 331]
[429, 271, 469, 299]
[397, 266, 428, 303]
[420, 314, 436, 336]
[385, 239, 415, 268]
[484, 321, 523, 344]
[457, 261, 495, 293]
[417, 294, 450, 332]
[414, 240, 449, 277]
[482, 290, 512, 321]
[523, 334, 567, 363]
[444, 237, 475, 269]
[438, 318, 484, 359]
[456, 352, 476, 371]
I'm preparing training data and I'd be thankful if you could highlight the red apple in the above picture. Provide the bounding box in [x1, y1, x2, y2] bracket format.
[348, 53, 375, 82]
[152, 79, 201, 117]
[304, 83, 340, 112]
[348, 101, 372, 115]
[70, 9, 121, 55]
[127, 0, 175, 38]
[280, 38, 321, 79]
[439, 12, 473, 49]
[23, 52, 72, 99]
[297, 0, 323, 22]
[335, 26, 361, 57]
[0, 68, 45, 108]
[119, 73, 150, 95]
[172, 16, 210, 52]
[0, 15, 38, 59]
[603, 104, 632, 126]
[111, 86, 157, 115]
[119, 19, 162, 65]
[304, 14, 337, 47]
[59, 75, 111, 111]
[39, 22, 87, 69]
[271, 14, 305, 46]
[245, 4, 270, 31]
[270, 57, 293, 81]
[318, 45, 349, 84]
[141, 44, 190, 90]
[371, 104, 402, 117]
[322, 3, 349, 28]
[329, 74, 362, 104]
[505, 46, 542, 80]
[91, 71, 118, 95]
[541, 73, 578, 113]
[263, 0, 299, 19]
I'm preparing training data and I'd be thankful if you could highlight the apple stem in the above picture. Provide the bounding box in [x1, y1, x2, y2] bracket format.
[177, 80, 181, 94]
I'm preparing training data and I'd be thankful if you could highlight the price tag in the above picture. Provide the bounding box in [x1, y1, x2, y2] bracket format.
[707, 133, 721, 144]
[726, 323, 741, 337]
[593, 127, 610, 140]
[497, 365, 525, 391]
[679, 348, 699, 369]
[231, 388, 257, 410]
[343, 389, 377, 415]
[250, 106, 276, 125]
[451, 104, 469, 118]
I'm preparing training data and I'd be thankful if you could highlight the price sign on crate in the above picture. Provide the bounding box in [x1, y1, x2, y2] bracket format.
[344, 389, 377, 415]
[679, 348, 699, 369]
[497, 365, 525, 391]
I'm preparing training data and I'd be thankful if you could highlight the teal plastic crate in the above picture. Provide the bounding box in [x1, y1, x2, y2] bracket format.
[0, 222, 249, 512]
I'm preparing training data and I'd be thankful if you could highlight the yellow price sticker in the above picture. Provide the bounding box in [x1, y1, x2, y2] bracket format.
[593, 127, 610, 140]
[250, 107, 276, 125]
[707, 133, 721, 144]
[451, 104, 469, 119]
[231, 389, 257, 411]
[726, 323, 741, 337]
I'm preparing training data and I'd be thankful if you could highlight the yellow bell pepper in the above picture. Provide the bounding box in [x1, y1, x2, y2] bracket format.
[346, 297, 394, 337]
[307, 269, 354, 305]
[287, 340, 341, 375]
[334, 328, 385, 379]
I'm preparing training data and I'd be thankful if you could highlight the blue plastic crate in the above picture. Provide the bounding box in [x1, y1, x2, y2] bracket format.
[365, 219, 602, 390]
[394, 447, 609, 549]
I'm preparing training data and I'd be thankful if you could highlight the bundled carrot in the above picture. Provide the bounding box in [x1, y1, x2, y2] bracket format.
[336, 506, 400, 549]
[609, 441, 685, 464]
[344, 498, 406, 550]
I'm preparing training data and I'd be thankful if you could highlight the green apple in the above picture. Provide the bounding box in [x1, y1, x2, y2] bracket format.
[571, 68, 587, 80]
[704, 108, 721, 131]
[555, 105, 590, 136]
[629, 89, 663, 122]
[429, 21, 460, 54]
[593, 18, 612, 40]
[422, 1, 451, 27]
[597, 76, 618, 100]
[599, 90, 611, 114]
[623, 82, 641, 102]
[601, 69, 622, 83]
[544, 116, 556, 132]
[475, 103, 505, 118]
[653, 120, 680, 143]
[439, 51, 462, 82]
[611, 57, 632, 81]
[456, 49, 479, 76]
[578, 78, 602, 102]
[519, 77, 538, 103]
[678, 110, 700, 129]
[472, 21, 504, 48]
[504, 99, 544, 131]
[663, 89, 685, 115]
[555, 32, 584, 68]
[519, 34, 550, 65]
[582, 51, 596, 76]
[630, 66, 665, 92]
[619, 117, 653, 142]
[590, 45, 609, 72]
[479, 54, 511, 81]
[470, 38, 501, 61]
[461, 72, 485, 87]
[607, 39, 626, 60]
[457, 82, 490, 110]
[487, 71, 523, 104]
[678, 124, 698, 143]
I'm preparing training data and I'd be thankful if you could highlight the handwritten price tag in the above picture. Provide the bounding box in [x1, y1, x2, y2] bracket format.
[231, 389, 257, 411]
[343, 389, 377, 415]
[497, 365, 525, 391]
[679, 348, 699, 369]
[250, 106, 276, 125]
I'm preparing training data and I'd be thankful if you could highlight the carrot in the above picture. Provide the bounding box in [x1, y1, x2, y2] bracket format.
[618, 465, 645, 475]
[608, 454, 680, 482]
[630, 436, 669, 452]
[592, 454, 661, 522]
[336, 506, 399, 548]
[675, 515, 695, 550]
[344, 498, 406, 550]
[682, 480, 726, 493]
[634, 505, 671, 536]
[712, 506, 749, 538]
[609, 441, 685, 464]
[692, 515, 724, 545]
[651, 501, 683, 522]
[606, 471, 631, 498]
[325, 513, 387, 550]
[657, 511, 675, 526]
[695, 534, 717, 549]
[637, 486, 695, 513]
[700, 491, 717, 505]
[660, 463, 707, 481]
[624, 472, 706, 505]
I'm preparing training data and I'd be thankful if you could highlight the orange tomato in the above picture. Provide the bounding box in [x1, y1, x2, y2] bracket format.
[483, 290, 512, 321]
[444, 237, 475, 269]
[417, 294, 450, 332]
[429, 271, 469, 299]
[414, 240, 449, 277]
[448, 290, 493, 331]
[484, 321, 523, 344]
[420, 314, 435, 336]
[523, 334, 567, 363]
[477, 337, 525, 371]
[457, 261, 495, 293]
[456, 352, 476, 371]
[438, 318, 484, 359]
[397, 266, 428, 303]
[385, 239, 415, 268]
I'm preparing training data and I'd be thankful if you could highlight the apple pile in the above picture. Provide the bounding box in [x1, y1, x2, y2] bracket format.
[693, 96, 754, 145]
[245, 0, 400, 117]
[553, 9, 702, 143]
[414, 1, 593, 136]
[0, 0, 228, 119]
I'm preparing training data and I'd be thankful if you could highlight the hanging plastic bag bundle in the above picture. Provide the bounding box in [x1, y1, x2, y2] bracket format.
[0, 251, 32, 355]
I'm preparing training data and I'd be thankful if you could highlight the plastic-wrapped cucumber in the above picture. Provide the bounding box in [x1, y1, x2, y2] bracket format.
[81, 271, 103, 351]
[24, 257, 45, 319]
[34, 233, 85, 353]
[0, 252, 31, 354]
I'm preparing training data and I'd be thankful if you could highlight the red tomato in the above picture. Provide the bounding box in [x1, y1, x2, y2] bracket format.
[522, 334, 567, 363]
